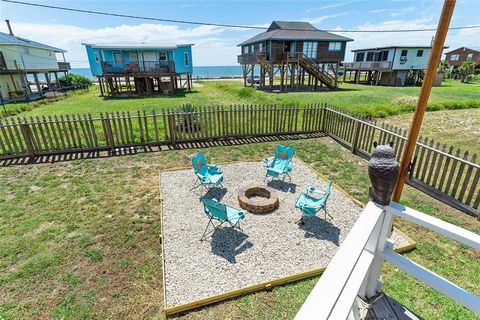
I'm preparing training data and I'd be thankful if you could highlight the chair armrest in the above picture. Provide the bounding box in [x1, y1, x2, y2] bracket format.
[306, 186, 326, 195]
[208, 164, 221, 173]
[262, 156, 275, 166]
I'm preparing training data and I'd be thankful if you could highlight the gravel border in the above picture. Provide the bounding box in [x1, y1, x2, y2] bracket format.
[161, 158, 411, 307]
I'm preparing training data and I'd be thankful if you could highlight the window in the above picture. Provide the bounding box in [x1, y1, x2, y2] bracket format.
[366, 52, 374, 61]
[416, 50, 424, 57]
[467, 53, 473, 61]
[184, 52, 189, 66]
[48, 51, 53, 56]
[94, 52, 100, 62]
[113, 51, 123, 62]
[259, 42, 264, 52]
[401, 49, 408, 57]
[23, 47, 30, 54]
[250, 45, 254, 53]
[355, 52, 365, 62]
[328, 42, 342, 51]
[380, 50, 389, 61]
[303, 41, 318, 59]
[129, 51, 138, 61]
[450, 54, 459, 61]
[159, 52, 168, 61]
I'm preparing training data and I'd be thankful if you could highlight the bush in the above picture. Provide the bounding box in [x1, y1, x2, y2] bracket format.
[237, 87, 255, 98]
[58, 73, 93, 86]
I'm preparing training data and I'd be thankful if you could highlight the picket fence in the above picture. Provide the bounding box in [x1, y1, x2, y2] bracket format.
[0, 104, 478, 217]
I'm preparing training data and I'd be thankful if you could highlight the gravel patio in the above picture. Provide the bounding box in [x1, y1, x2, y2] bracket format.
[160, 158, 410, 307]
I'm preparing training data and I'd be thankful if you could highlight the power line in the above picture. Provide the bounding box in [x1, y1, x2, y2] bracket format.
[2, 0, 480, 33]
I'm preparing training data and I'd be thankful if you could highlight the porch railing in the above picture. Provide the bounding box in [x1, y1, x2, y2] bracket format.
[342, 61, 392, 71]
[294, 201, 480, 319]
[101, 60, 175, 73]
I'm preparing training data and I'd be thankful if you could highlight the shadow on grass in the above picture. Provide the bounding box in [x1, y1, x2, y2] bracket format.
[0, 132, 327, 167]
[101, 89, 198, 101]
[210, 227, 253, 264]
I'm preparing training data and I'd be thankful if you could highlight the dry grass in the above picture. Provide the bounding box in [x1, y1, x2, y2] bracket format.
[381, 108, 480, 156]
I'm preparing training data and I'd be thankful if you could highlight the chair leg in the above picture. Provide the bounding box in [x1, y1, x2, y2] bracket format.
[200, 217, 215, 241]
[324, 204, 333, 220]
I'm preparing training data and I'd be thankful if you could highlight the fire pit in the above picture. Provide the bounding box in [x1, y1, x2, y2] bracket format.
[238, 184, 279, 214]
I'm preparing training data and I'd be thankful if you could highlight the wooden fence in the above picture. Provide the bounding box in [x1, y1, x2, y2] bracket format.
[0, 104, 478, 217]
[323, 107, 479, 217]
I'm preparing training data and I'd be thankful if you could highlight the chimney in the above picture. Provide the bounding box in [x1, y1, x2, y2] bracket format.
[6, 20, 13, 36]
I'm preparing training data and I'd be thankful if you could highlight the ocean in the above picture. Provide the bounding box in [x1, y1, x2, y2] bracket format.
[68, 66, 259, 80]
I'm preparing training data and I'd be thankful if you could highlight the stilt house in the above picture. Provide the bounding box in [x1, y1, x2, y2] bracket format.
[83, 43, 193, 96]
[237, 21, 353, 91]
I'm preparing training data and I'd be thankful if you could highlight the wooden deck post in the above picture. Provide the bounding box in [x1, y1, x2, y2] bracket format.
[33, 73, 41, 92]
[392, 0, 456, 202]
[20, 123, 35, 159]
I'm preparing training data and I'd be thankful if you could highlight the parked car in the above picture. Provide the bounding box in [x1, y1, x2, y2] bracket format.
[247, 76, 261, 84]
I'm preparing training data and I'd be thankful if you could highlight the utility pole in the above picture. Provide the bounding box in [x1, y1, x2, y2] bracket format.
[392, 0, 456, 202]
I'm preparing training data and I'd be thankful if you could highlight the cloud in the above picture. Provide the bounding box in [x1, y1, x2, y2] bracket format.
[303, 12, 350, 25]
[5, 22, 243, 66]
[369, 6, 415, 17]
[306, 0, 361, 13]
[180, 4, 194, 8]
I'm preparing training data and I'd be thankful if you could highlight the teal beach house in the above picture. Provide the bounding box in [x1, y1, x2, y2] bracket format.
[83, 43, 193, 96]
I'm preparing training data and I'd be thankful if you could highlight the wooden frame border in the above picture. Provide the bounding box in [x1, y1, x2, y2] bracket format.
[158, 157, 417, 317]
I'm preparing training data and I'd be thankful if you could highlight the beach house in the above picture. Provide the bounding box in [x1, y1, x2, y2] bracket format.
[83, 43, 193, 96]
[445, 47, 480, 69]
[342, 45, 447, 86]
[0, 20, 70, 102]
[237, 21, 353, 91]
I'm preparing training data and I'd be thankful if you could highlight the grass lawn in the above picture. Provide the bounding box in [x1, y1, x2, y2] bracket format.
[4, 79, 480, 119]
[1, 137, 478, 319]
[381, 108, 480, 156]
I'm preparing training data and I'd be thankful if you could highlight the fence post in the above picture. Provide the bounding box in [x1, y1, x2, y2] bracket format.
[321, 104, 327, 133]
[350, 119, 361, 154]
[20, 123, 35, 159]
[102, 116, 115, 153]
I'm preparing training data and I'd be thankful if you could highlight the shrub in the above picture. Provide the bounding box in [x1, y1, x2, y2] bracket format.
[59, 73, 93, 86]
[237, 87, 255, 98]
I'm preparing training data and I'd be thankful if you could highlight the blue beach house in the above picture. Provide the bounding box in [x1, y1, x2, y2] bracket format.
[82, 43, 193, 96]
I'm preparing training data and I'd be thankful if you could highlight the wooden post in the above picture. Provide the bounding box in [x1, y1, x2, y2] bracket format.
[392, 0, 456, 201]
[351, 120, 361, 154]
[45, 73, 51, 88]
[20, 123, 35, 159]
[33, 73, 41, 92]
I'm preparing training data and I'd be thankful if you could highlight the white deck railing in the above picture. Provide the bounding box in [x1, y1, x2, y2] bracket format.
[295, 201, 480, 320]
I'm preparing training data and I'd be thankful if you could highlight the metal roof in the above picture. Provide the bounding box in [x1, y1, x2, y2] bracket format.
[238, 21, 353, 46]
[82, 43, 194, 50]
[0, 31, 66, 52]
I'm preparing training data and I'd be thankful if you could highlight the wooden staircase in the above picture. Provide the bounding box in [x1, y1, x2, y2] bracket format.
[298, 53, 337, 89]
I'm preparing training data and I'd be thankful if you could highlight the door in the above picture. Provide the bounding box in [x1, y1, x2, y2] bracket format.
[142, 52, 158, 71]
[284, 41, 292, 52]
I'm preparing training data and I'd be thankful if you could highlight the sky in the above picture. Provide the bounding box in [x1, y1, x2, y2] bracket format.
[0, 0, 479, 67]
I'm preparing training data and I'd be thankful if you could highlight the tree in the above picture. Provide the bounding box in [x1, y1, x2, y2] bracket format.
[458, 61, 476, 83]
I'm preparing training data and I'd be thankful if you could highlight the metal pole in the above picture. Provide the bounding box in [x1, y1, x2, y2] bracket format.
[392, 0, 456, 201]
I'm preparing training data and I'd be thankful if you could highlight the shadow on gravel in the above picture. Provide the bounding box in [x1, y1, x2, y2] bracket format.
[210, 228, 253, 263]
[267, 179, 297, 193]
[298, 216, 340, 245]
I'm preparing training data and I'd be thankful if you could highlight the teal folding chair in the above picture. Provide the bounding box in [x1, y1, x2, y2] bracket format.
[295, 181, 333, 223]
[191, 152, 224, 192]
[200, 197, 246, 241]
[263, 144, 294, 181]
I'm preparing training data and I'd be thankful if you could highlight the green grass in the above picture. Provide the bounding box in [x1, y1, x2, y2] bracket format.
[381, 108, 480, 156]
[4, 79, 480, 118]
[0, 137, 478, 319]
